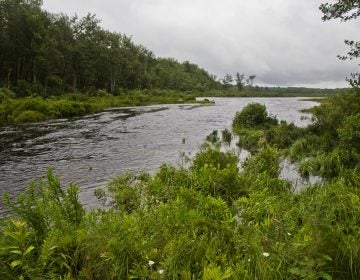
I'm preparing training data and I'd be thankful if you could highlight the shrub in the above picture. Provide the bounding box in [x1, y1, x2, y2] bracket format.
[14, 110, 46, 123]
[221, 128, 232, 144]
[232, 103, 278, 130]
[338, 114, 360, 152]
[236, 129, 264, 152]
[242, 146, 281, 178]
[206, 130, 220, 143]
[191, 148, 238, 171]
[0, 88, 16, 103]
[265, 121, 304, 149]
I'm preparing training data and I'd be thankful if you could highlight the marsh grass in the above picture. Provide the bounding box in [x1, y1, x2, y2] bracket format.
[0, 89, 211, 126]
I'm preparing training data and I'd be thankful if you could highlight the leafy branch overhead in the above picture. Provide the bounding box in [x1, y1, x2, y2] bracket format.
[320, 0, 360, 88]
[320, 0, 360, 21]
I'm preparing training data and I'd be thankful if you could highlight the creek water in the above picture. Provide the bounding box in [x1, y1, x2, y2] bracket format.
[0, 97, 319, 215]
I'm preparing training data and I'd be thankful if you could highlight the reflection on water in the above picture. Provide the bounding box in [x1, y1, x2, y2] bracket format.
[0, 97, 318, 215]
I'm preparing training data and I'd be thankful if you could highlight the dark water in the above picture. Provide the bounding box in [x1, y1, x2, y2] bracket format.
[0, 97, 318, 215]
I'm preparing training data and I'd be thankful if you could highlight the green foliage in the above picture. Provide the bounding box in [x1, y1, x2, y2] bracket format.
[232, 103, 278, 130]
[265, 121, 304, 149]
[287, 135, 327, 161]
[0, 90, 210, 126]
[192, 148, 238, 172]
[338, 114, 360, 152]
[206, 130, 220, 143]
[236, 129, 264, 152]
[2, 1, 360, 278]
[0, 88, 16, 103]
[221, 128, 232, 144]
[14, 110, 46, 123]
[0, 2, 220, 96]
[1, 131, 360, 279]
[232, 103, 280, 152]
[242, 147, 281, 178]
[290, 92, 360, 180]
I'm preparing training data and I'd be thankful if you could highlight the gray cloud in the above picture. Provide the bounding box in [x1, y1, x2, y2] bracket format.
[43, 0, 360, 88]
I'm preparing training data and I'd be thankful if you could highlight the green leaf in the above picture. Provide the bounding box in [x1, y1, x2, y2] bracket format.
[10, 250, 22, 255]
[24, 245, 35, 256]
[10, 259, 22, 268]
[319, 272, 332, 280]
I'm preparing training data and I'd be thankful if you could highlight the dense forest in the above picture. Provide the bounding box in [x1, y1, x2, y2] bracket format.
[0, 0, 220, 96]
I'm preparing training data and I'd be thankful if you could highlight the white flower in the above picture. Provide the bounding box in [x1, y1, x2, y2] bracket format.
[247, 258, 251, 262]
[158, 269, 164, 274]
[148, 260, 155, 266]
[287, 232, 292, 236]
[262, 252, 270, 257]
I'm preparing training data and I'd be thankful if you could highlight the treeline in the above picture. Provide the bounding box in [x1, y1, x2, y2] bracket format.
[259, 86, 346, 94]
[219, 73, 343, 94]
[0, 0, 220, 97]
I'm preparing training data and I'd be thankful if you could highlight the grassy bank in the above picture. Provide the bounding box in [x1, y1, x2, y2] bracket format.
[0, 86, 337, 127]
[0, 88, 212, 126]
[1, 89, 359, 279]
[0, 88, 338, 126]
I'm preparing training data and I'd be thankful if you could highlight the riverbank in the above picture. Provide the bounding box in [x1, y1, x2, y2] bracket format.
[0, 87, 342, 127]
[0, 89, 215, 126]
[0, 97, 317, 206]
[1, 91, 359, 279]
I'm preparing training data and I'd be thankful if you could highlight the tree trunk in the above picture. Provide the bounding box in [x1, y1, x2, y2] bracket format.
[72, 74, 77, 93]
[16, 58, 21, 84]
[7, 68, 12, 88]
[33, 60, 37, 84]
[44, 76, 48, 97]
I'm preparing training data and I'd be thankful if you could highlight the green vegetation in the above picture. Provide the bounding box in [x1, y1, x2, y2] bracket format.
[0, 0, 223, 126]
[1, 86, 360, 279]
[0, 89, 212, 126]
[0, 1, 220, 95]
[196, 88, 343, 98]
[1, 0, 360, 279]
[0, 0, 338, 127]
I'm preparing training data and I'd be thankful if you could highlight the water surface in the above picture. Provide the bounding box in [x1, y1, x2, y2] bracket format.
[0, 97, 318, 214]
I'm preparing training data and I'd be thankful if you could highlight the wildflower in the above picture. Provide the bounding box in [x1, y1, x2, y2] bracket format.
[287, 232, 292, 236]
[158, 269, 164, 274]
[247, 258, 251, 262]
[148, 260, 155, 266]
[262, 252, 270, 257]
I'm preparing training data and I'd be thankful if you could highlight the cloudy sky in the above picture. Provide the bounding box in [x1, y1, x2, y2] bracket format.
[42, 0, 360, 88]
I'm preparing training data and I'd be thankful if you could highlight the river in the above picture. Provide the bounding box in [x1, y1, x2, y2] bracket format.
[0, 97, 318, 215]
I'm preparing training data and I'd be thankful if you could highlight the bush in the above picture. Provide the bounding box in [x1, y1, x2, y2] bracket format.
[232, 103, 278, 130]
[236, 129, 264, 152]
[191, 148, 238, 171]
[14, 110, 46, 123]
[221, 128, 232, 144]
[0, 88, 16, 103]
[242, 146, 281, 178]
[338, 114, 360, 152]
[206, 130, 220, 143]
[265, 121, 304, 149]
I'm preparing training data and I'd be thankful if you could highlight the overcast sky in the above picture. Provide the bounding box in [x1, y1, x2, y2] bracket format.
[42, 0, 360, 88]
